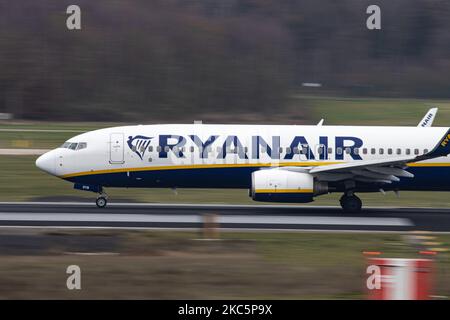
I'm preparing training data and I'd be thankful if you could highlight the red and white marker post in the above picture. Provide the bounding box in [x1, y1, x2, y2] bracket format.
[366, 258, 434, 300]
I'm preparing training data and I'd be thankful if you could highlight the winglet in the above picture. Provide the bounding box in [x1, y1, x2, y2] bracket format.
[418, 107, 438, 127]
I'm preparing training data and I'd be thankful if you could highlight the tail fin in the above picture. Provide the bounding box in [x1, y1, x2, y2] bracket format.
[420, 128, 450, 159]
[418, 107, 438, 127]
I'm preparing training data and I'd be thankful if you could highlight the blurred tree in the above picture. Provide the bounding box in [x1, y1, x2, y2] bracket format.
[0, 0, 450, 122]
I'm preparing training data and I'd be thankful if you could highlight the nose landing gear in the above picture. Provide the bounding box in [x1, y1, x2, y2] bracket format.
[73, 183, 108, 208]
[340, 192, 362, 213]
[96, 193, 108, 208]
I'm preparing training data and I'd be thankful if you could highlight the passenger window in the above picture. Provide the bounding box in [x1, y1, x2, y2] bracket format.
[244, 146, 248, 153]
[406, 148, 411, 155]
[379, 148, 384, 155]
[328, 147, 333, 154]
[371, 148, 376, 155]
[363, 148, 367, 155]
[414, 148, 419, 155]
[424, 149, 428, 154]
[156, 146, 161, 152]
[354, 148, 359, 155]
[279, 147, 283, 153]
[336, 147, 343, 155]
[317, 146, 323, 155]
[293, 147, 299, 154]
[148, 146, 153, 152]
[190, 146, 195, 152]
[164, 146, 170, 152]
[388, 148, 392, 155]
[345, 147, 351, 154]
[396, 148, 401, 155]
[286, 147, 291, 154]
[302, 145, 308, 154]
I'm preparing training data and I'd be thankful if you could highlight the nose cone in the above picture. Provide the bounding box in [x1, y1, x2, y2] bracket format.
[36, 151, 57, 176]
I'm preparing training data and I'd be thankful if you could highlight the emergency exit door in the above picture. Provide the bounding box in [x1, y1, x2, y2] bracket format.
[110, 133, 124, 164]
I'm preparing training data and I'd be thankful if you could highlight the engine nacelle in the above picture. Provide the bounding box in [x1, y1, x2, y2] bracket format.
[251, 169, 327, 203]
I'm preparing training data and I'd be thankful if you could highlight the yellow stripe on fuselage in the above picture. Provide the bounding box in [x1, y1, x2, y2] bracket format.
[60, 161, 343, 179]
[60, 160, 450, 179]
[407, 162, 450, 167]
[254, 189, 313, 193]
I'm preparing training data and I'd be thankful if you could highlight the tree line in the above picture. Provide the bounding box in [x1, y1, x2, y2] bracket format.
[1, 0, 449, 121]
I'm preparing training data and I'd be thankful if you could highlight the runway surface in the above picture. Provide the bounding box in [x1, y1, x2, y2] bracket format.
[0, 202, 449, 232]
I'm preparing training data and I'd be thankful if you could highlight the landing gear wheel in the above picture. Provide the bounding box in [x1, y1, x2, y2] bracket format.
[96, 196, 107, 208]
[340, 194, 362, 213]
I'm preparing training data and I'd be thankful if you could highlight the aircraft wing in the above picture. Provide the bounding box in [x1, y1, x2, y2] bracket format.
[284, 128, 450, 184]
[305, 156, 414, 183]
[309, 156, 413, 174]
[282, 156, 415, 183]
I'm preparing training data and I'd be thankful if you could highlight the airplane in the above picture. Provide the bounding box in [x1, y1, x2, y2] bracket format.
[35, 107, 450, 213]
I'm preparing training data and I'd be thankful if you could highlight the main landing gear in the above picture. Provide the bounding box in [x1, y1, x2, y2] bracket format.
[96, 193, 108, 208]
[340, 192, 362, 213]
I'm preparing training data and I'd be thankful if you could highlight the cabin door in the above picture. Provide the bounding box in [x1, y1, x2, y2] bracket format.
[110, 133, 125, 164]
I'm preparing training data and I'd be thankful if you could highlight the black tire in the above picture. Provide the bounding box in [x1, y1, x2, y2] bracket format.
[340, 195, 362, 213]
[96, 196, 107, 208]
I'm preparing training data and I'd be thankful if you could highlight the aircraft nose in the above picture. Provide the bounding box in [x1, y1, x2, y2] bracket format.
[36, 150, 57, 175]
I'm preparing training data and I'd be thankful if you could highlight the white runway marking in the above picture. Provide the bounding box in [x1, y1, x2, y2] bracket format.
[0, 212, 413, 226]
[0, 129, 83, 133]
[0, 149, 49, 155]
[0, 201, 409, 210]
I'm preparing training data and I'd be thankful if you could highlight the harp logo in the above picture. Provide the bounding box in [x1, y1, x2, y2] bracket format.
[127, 135, 153, 160]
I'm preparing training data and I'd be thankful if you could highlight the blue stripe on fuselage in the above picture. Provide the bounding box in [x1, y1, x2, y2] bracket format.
[64, 165, 450, 191]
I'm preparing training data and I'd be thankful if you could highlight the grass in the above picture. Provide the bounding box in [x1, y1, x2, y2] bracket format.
[0, 156, 253, 203]
[2, 95, 450, 205]
[0, 120, 123, 131]
[1, 155, 450, 207]
[4, 95, 450, 129]
[300, 95, 450, 126]
[1, 99, 449, 299]
[3, 95, 450, 148]
[0, 229, 448, 299]
[0, 121, 123, 149]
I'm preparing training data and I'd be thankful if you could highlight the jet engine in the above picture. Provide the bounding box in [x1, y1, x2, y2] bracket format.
[250, 169, 328, 203]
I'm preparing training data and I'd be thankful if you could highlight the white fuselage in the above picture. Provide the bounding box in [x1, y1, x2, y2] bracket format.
[35, 124, 450, 193]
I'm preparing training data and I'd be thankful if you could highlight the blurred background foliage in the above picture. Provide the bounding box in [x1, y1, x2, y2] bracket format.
[1, 0, 450, 123]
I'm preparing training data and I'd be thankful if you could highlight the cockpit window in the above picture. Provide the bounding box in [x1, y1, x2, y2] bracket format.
[68, 143, 78, 150]
[77, 142, 87, 150]
[60, 142, 87, 150]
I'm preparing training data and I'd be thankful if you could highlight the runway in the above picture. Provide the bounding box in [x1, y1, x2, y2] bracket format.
[0, 202, 449, 232]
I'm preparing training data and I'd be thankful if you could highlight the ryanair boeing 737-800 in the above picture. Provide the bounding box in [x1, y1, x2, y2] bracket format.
[35, 108, 450, 212]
